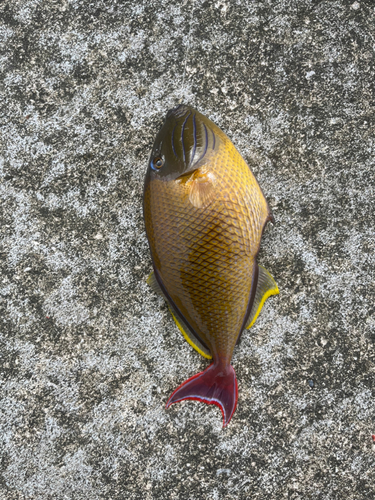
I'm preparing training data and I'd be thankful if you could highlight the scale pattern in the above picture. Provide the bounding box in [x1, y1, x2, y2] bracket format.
[144, 131, 269, 365]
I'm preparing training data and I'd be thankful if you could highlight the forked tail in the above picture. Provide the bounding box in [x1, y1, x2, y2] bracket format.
[166, 363, 238, 427]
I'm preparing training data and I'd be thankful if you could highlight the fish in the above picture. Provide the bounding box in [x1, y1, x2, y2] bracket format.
[143, 104, 278, 427]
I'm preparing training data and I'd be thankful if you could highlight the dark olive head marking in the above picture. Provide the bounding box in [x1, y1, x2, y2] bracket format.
[147, 104, 219, 180]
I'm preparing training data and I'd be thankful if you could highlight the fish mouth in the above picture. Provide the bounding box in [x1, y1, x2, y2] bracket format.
[166, 104, 191, 119]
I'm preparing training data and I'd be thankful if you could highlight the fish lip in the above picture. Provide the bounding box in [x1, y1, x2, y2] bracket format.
[166, 104, 191, 119]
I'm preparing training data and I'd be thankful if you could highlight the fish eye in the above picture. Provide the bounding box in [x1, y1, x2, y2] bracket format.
[151, 156, 164, 171]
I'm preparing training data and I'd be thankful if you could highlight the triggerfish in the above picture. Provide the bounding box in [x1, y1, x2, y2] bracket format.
[143, 104, 278, 427]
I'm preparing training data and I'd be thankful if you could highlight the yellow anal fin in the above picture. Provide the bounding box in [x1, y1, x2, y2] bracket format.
[147, 272, 212, 359]
[246, 265, 279, 329]
[168, 307, 212, 360]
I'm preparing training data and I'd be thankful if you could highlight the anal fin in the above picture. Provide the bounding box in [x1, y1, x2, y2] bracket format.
[246, 265, 279, 329]
[147, 271, 212, 359]
[168, 307, 212, 359]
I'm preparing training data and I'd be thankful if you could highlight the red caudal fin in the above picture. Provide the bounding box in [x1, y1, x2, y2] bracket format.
[166, 363, 238, 427]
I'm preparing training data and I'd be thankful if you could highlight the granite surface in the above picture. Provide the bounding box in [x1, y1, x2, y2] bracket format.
[1, 0, 374, 498]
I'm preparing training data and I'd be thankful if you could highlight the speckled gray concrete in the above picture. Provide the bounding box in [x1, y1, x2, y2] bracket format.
[1, 0, 374, 498]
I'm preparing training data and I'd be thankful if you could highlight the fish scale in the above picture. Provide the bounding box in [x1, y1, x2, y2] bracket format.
[144, 143, 267, 363]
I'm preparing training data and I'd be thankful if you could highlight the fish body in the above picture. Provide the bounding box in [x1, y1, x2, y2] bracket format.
[143, 105, 278, 426]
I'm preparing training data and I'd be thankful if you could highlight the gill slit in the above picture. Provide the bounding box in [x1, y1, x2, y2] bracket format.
[212, 129, 216, 150]
[171, 124, 177, 158]
[189, 113, 197, 167]
[196, 122, 208, 164]
[181, 111, 191, 162]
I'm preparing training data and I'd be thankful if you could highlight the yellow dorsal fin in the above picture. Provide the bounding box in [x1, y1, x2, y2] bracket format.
[147, 271, 212, 359]
[246, 265, 279, 329]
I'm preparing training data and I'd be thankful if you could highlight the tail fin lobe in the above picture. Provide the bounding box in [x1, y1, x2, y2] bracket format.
[166, 363, 238, 427]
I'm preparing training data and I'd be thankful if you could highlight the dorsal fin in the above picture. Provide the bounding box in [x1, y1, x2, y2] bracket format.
[147, 271, 212, 359]
[246, 265, 279, 329]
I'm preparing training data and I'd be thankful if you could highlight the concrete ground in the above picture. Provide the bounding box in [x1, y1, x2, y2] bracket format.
[1, 0, 374, 498]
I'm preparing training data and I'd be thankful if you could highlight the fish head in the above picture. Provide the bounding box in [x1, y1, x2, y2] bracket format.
[147, 104, 218, 182]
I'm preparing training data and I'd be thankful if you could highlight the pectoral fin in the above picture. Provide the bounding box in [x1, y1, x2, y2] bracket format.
[147, 271, 212, 359]
[246, 265, 279, 329]
[187, 170, 216, 209]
